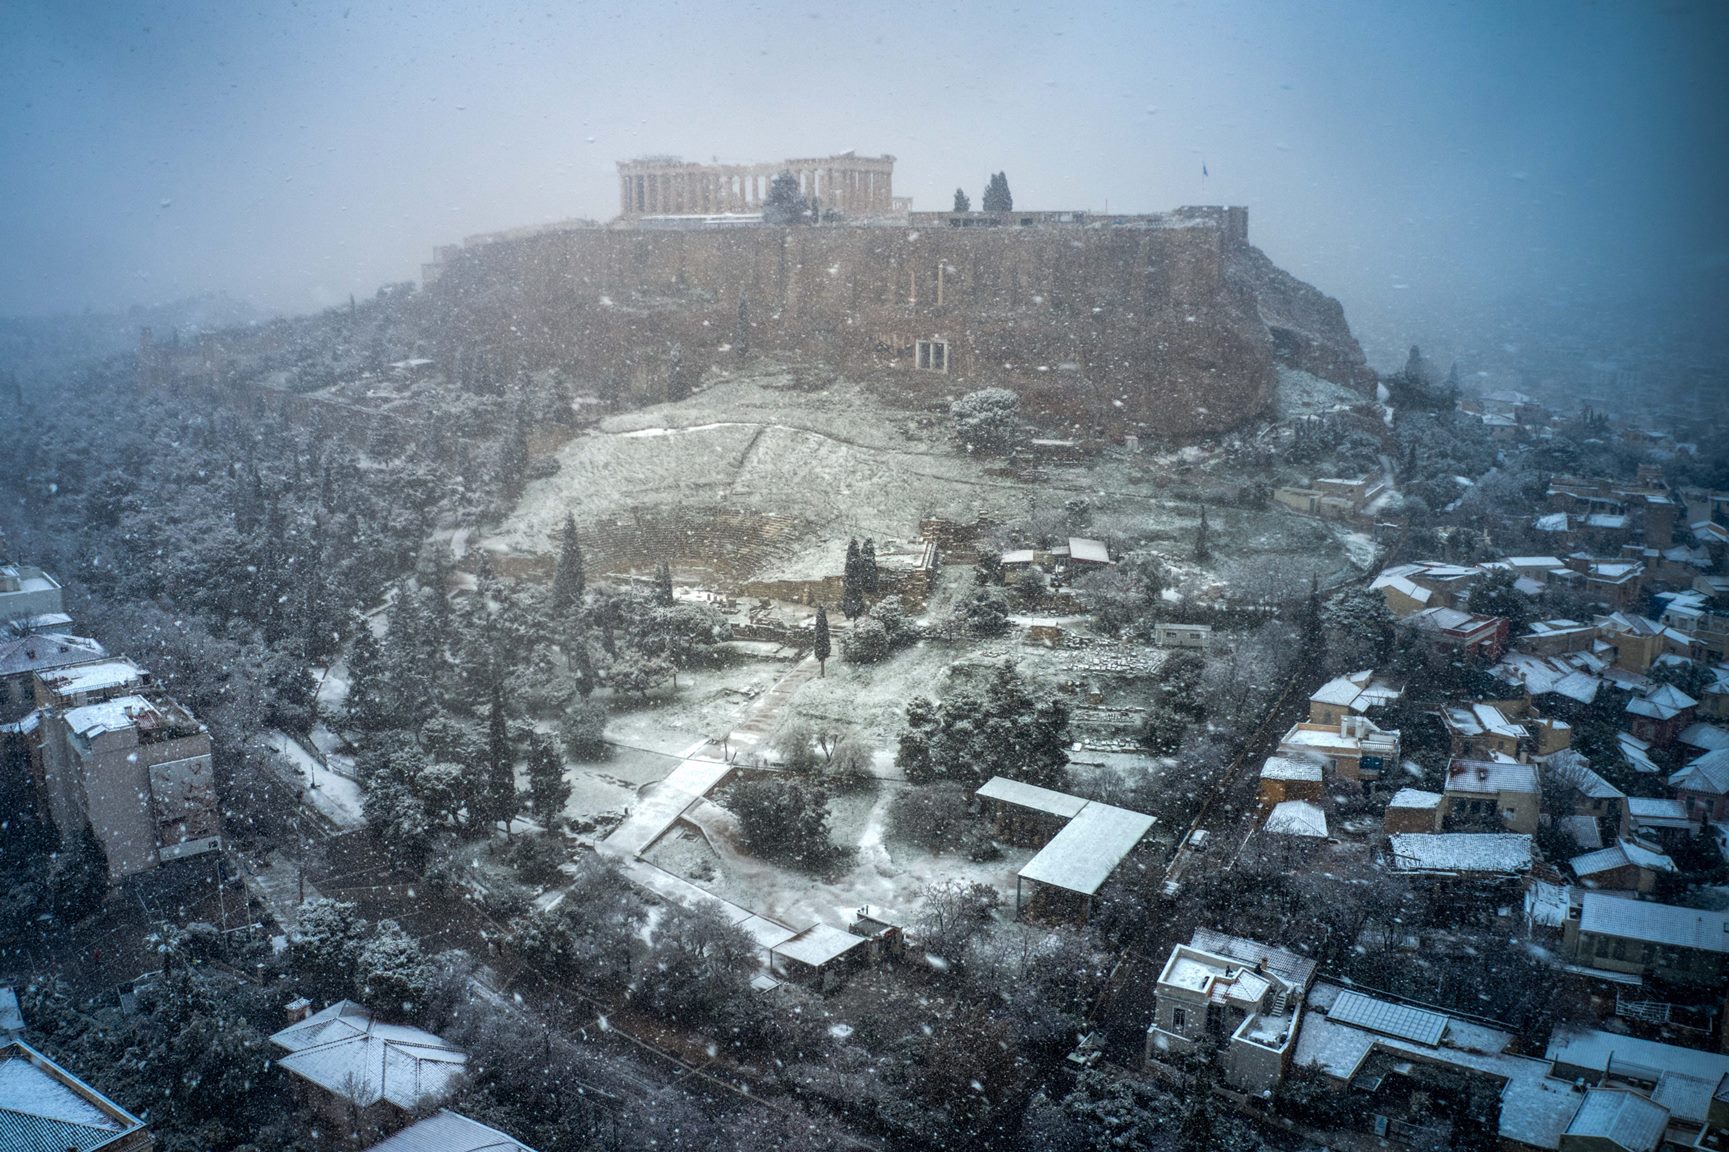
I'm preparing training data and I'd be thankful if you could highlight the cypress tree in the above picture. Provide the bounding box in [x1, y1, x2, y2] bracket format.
[1194, 506, 1212, 562]
[841, 539, 865, 619]
[654, 560, 674, 606]
[552, 513, 585, 614]
[735, 292, 750, 356]
[982, 172, 1013, 212]
[861, 538, 880, 595]
[952, 188, 970, 212]
[1403, 344, 1425, 385]
[1299, 574, 1325, 661]
[486, 672, 517, 840]
[526, 734, 570, 828]
[813, 606, 831, 677]
[346, 627, 385, 731]
[498, 421, 529, 500]
[571, 633, 597, 699]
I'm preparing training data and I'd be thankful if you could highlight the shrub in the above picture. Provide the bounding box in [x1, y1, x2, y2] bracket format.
[560, 698, 609, 760]
[727, 778, 834, 867]
[950, 388, 1022, 454]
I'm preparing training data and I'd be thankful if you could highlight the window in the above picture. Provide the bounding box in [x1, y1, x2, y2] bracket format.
[915, 339, 948, 373]
[1170, 1006, 1187, 1031]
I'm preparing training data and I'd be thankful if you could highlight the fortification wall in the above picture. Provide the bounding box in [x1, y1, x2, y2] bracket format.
[427, 220, 1283, 439]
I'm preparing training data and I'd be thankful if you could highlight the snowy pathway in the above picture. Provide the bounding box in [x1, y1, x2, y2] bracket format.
[242, 850, 322, 935]
[262, 730, 367, 830]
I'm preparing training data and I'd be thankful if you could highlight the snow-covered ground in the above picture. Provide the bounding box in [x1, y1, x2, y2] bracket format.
[469, 359, 1366, 607]
[1274, 365, 1371, 419]
[646, 781, 1038, 931]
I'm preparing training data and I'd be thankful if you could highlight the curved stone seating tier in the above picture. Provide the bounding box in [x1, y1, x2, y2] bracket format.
[576, 506, 811, 583]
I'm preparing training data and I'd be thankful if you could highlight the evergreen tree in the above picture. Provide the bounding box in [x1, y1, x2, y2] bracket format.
[982, 171, 1013, 212]
[570, 630, 597, 698]
[861, 538, 880, 594]
[552, 513, 585, 615]
[1194, 505, 1212, 562]
[526, 733, 570, 828]
[384, 592, 439, 729]
[761, 170, 809, 225]
[1403, 344, 1426, 385]
[424, 545, 453, 638]
[841, 538, 865, 619]
[729, 778, 832, 866]
[485, 673, 518, 839]
[497, 421, 529, 500]
[952, 187, 971, 212]
[345, 626, 386, 731]
[734, 291, 750, 355]
[1299, 573, 1325, 662]
[653, 559, 674, 606]
[813, 605, 831, 677]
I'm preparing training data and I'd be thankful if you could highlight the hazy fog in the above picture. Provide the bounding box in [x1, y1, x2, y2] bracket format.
[3, 0, 1725, 369]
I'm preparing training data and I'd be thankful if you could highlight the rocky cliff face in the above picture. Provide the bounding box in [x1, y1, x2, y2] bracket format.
[425, 219, 1373, 439]
[1229, 241, 1377, 396]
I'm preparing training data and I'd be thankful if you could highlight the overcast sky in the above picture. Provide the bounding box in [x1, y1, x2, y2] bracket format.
[3, 0, 1725, 368]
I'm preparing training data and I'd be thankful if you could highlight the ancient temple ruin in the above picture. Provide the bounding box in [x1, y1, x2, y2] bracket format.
[616, 152, 897, 218]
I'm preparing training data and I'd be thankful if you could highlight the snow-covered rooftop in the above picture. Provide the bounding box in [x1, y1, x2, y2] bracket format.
[975, 776, 1089, 820]
[1570, 840, 1677, 880]
[363, 1109, 538, 1152]
[1187, 928, 1317, 989]
[0, 633, 105, 679]
[0, 1040, 146, 1152]
[1295, 985, 1578, 1149]
[62, 694, 160, 739]
[773, 923, 867, 969]
[1387, 833, 1532, 875]
[1626, 796, 1689, 826]
[1387, 787, 1443, 810]
[1444, 759, 1538, 796]
[270, 1000, 468, 1111]
[1562, 1088, 1668, 1152]
[1018, 800, 1155, 897]
[1310, 675, 1364, 707]
[1264, 800, 1327, 838]
[1259, 756, 1323, 782]
[1546, 1028, 1729, 1086]
[1067, 537, 1111, 564]
[36, 658, 145, 700]
[1671, 748, 1729, 796]
[1578, 892, 1729, 953]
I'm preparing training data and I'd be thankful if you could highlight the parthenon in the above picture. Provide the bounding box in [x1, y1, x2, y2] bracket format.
[616, 152, 896, 218]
